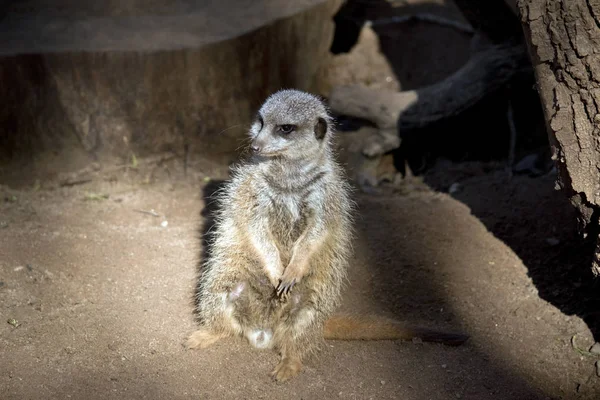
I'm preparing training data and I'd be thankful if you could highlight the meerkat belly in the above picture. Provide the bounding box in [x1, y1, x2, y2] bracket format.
[225, 279, 289, 349]
[267, 196, 309, 259]
[223, 272, 312, 350]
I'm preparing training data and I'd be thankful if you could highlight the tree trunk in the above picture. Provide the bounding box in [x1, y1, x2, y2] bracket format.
[517, 0, 600, 275]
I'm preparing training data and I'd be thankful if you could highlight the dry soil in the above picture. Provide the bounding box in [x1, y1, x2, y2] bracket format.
[1, 151, 599, 400]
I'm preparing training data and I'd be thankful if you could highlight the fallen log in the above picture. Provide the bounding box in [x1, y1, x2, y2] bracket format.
[328, 41, 531, 159]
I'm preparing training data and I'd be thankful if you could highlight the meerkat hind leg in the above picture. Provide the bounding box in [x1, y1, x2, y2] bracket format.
[271, 353, 303, 382]
[187, 283, 247, 349]
[186, 328, 227, 349]
[270, 307, 318, 382]
[271, 335, 304, 382]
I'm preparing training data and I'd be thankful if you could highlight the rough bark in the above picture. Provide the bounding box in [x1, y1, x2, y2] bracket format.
[517, 0, 600, 276]
[0, 0, 342, 178]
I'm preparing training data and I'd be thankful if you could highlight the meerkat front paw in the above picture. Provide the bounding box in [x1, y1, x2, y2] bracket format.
[276, 263, 305, 297]
[267, 273, 282, 289]
[263, 261, 284, 289]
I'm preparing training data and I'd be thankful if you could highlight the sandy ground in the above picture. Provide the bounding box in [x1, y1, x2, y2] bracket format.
[1, 151, 599, 400]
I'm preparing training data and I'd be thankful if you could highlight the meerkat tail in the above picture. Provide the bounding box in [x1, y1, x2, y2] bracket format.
[323, 315, 469, 346]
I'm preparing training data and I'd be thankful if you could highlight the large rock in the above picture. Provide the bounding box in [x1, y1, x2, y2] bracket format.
[0, 0, 342, 180]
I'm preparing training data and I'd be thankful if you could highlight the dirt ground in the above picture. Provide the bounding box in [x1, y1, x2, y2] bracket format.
[1, 147, 599, 400]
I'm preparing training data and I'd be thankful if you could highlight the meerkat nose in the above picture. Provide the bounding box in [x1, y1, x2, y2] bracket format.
[251, 144, 261, 153]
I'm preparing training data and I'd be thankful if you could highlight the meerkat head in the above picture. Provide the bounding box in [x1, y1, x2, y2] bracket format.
[248, 89, 332, 161]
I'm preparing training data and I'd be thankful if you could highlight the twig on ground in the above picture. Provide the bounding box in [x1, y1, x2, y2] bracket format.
[571, 335, 600, 358]
[134, 209, 160, 218]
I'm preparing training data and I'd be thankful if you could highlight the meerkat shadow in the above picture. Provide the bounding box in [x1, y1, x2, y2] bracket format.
[193, 179, 229, 309]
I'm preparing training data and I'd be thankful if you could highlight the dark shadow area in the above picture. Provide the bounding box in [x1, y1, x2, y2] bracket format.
[0, 54, 53, 161]
[199, 179, 227, 261]
[331, 113, 377, 133]
[350, 192, 548, 398]
[192, 178, 228, 310]
[425, 167, 600, 343]
[393, 71, 547, 176]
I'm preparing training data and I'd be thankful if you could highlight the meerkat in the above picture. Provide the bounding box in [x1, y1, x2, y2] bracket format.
[186, 89, 468, 382]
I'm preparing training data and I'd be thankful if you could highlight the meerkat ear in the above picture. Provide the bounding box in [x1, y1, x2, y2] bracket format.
[314, 118, 327, 140]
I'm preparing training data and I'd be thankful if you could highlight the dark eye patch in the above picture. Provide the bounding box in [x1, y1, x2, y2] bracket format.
[256, 114, 264, 129]
[278, 124, 296, 134]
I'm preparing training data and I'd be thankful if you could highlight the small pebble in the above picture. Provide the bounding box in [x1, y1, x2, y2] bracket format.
[161, 221, 168, 228]
[441, 364, 447, 369]
[589, 342, 600, 355]
[448, 182, 461, 194]
[411, 337, 423, 345]
[7, 318, 20, 328]
[596, 361, 600, 377]
[14, 266, 24, 272]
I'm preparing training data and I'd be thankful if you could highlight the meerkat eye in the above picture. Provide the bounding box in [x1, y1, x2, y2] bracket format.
[279, 124, 295, 134]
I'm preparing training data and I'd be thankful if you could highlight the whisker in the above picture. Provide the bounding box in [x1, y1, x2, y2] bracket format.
[216, 124, 247, 136]
[234, 137, 252, 152]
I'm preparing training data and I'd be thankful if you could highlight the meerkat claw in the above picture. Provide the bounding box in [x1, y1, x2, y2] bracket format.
[276, 279, 296, 297]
